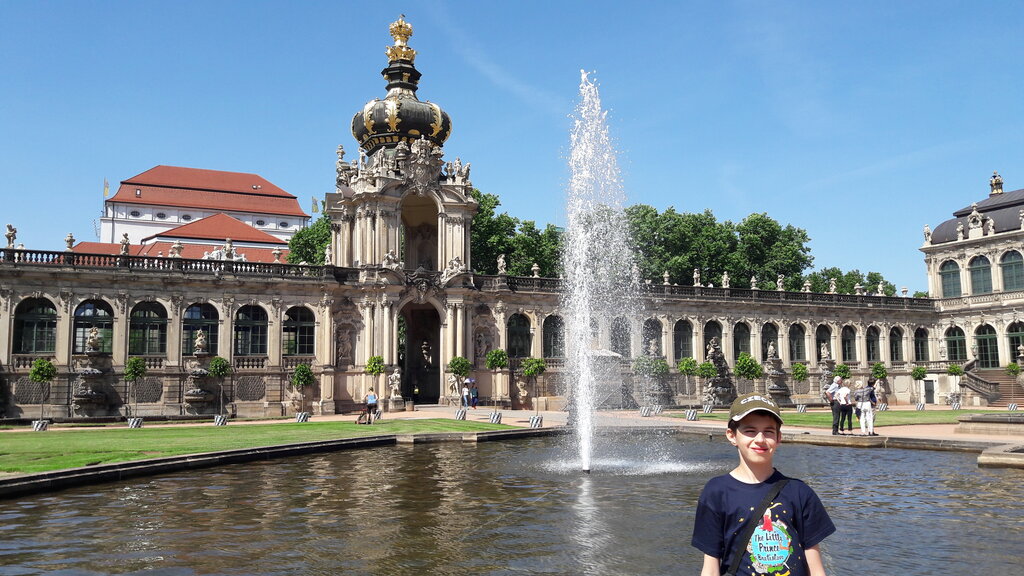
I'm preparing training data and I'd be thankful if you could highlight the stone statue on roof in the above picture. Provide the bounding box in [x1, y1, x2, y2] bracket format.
[4, 224, 15, 248]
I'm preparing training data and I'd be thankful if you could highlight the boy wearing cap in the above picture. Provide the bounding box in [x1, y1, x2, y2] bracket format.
[692, 393, 835, 576]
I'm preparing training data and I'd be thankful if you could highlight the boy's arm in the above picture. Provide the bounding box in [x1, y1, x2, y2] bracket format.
[805, 544, 826, 576]
[700, 554, 720, 576]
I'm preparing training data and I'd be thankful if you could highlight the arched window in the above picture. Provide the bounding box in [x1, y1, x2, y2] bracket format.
[969, 256, 993, 295]
[733, 322, 751, 359]
[642, 318, 662, 355]
[507, 314, 532, 358]
[940, 260, 962, 298]
[913, 328, 929, 362]
[73, 300, 114, 354]
[183, 303, 219, 355]
[13, 298, 57, 354]
[975, 324, 999, 368]
[703, 321, 723, 359]
[944, 327, 967, 362]
[889, 327, 904, 362]
[1007, 321, 1024, 360]
[673, 320, 693, 361]
[866, 326, 880, 363]
[283, 306, 315, 356]
[1001, 251, 1024, 292]
[234, 305, 268, 356]
[789, 324, 806, 361]
[129, 302, 167, 355]
[543, 315, 565, 358]
[610, 317, 631, 358]
[815, 325, 832, 361]
[761, 323, 779, 360]
[841, 325, 857, 363]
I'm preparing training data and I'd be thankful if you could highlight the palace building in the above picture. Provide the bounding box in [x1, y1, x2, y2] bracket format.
[1, 17, 1021, 421]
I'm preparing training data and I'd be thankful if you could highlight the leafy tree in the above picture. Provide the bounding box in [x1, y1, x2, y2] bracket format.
[447, 356, 472, 378]
[365, 355, 386, 377]
[833, 363, 852, 379]
[506, 220, 562, 277]
[871, 362, 888, 380]
[803, 267, 895, 295]
[469, 189, 519, 274]
[287, 213, 331, 265]
[124, 357, 147, 418]
[734, 352, 764, 382]
[1006, 362, 1021, 378]
[29, 358, 57, 421]
[633, 356, 670, 377]
[792, 362, 809, 385]
[485, 349, 509, 370]
[733, 213, 813, 291]
[946, 363, 964, 377]
[677, 357, 698, 375]
[913, 290, 930, 299]
[208, 356, 232, 379]
[521, 358, 547, 378]
[911, 365, 928, 381]
[291, 363, 316, 389]
[696, 361, 717, 380]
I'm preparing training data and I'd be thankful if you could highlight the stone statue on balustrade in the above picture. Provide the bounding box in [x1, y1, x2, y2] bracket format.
[382, 249, 403, 271]
[497, 253, 507, 275]
[776, 274, 784, 291]
[721, 271, 730, 288]
[5, 224, 16, 248]
[120, 233, 131, 255]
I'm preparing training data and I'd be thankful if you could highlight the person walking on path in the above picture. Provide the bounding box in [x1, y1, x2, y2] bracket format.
[364, 388, 378, 424]
[825, 376, 842, 435]
[461, 382, 470, 408]
[857, 378, 879, 436]
[836, 379, 854, 434]
[470, 381, 479, 408]
[692, 393, 835, 575]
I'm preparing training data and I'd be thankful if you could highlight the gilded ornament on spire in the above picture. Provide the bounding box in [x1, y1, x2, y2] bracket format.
[386, 15, 417, 63]
[385, 99, 402, 132]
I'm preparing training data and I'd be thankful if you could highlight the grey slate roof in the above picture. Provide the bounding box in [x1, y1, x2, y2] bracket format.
[930, 188, 1024, 244]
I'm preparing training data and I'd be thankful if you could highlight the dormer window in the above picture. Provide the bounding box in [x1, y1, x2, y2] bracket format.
[130, 210, 141, 218]
[156, 212, 167, 220]
[279, 221, 289, 228]
[256, 219, 266, 226]
[182, 215, 192, 222]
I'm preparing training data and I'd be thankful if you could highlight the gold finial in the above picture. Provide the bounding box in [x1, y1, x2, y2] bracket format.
[386, 15, 416, 62]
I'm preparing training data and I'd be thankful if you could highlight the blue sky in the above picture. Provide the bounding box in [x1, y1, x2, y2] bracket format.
[3, 1, 1022, 293]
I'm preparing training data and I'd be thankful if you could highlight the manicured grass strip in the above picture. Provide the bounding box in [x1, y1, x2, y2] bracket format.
[0, 419, 511, 475]
[679, 409, 991, 428]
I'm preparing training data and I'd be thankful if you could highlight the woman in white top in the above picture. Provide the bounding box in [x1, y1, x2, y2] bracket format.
[856, 378, 878, 436]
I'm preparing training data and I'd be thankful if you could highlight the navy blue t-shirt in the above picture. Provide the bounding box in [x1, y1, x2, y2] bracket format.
[692, 470, 835, 575]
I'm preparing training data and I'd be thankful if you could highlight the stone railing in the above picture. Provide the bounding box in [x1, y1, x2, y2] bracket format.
[141, 356, 165, 370]
[283, 356, 315, 370]
[10, 354, 55, 370]
[962, 359, 1001, 402]
[234, 356, 267, 370]
[0, 248, 331, 279]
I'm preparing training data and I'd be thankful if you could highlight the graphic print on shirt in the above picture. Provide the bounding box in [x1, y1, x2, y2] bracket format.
[746, 503, 793, 574]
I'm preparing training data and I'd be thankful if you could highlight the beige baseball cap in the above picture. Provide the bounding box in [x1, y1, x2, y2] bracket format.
[729, 393, 783, 424]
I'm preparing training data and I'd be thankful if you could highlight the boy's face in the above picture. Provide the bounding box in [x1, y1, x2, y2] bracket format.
[726, 412, 780, 466]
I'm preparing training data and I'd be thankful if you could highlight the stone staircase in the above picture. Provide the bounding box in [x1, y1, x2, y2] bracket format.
[974, 370, 1024, 407]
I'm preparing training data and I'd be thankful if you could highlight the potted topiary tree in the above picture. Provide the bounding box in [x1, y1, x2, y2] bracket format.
[447, 356, 472, 407]
[365, 354, 385, 398]
[791, 362, 809, 394]
[910, 365, 927, 404]
[521, 357, 547, 413]
[485, 349, 510, 411]
[632, 355, 670, 405]
[833, 363, 852, 380]
[734, 352, 765, 394]
[1007, 362, 1022, 404]
[124, 356, 147, 423]
[29, 358, 57, 429]
[207, 356, 232, 417]
[677, 357, 698, 397]
[291, 363, 316, 417]
[946, 363, 964, 404]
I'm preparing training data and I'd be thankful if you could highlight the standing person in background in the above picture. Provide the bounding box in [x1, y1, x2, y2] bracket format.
[836, 379, 853, 435]
[825, 376, 842, 435]
[461, 381, 470, 408]
[858, 377, 878, 436]
[470, 380, 479, 409]
[364, 388, 378, 424]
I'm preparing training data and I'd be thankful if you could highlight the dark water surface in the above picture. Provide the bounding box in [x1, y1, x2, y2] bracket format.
[2, 431, 1022, 575]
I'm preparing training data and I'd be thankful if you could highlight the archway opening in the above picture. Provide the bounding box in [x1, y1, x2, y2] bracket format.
[401, 194, 439, 271]
[400, 302, 441, 403]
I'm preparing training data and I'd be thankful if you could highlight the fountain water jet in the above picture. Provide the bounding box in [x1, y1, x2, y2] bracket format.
[563, 71, 641, 472]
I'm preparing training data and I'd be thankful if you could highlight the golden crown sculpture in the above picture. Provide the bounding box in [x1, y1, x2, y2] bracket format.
[386, 15, 416, 62]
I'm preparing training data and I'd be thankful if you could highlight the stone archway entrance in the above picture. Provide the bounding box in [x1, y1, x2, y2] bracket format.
[400, 303, 441, 403]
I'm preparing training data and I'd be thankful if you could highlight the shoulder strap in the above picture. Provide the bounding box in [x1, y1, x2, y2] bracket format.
[725, 478, 790, 576]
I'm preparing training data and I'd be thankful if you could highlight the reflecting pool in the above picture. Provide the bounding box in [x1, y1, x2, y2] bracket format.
[2, 431, 1022, 575]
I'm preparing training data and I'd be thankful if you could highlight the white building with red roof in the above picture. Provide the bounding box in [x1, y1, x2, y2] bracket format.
[99, 165, 310, 245]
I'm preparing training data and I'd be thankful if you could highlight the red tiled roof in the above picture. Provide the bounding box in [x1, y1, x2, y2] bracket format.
[145, 213, 288, 244]
[108, 165, 310, 217]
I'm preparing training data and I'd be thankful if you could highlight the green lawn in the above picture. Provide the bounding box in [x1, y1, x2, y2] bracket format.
[0, 419, 511, 475]
[680, 409, 990, 428]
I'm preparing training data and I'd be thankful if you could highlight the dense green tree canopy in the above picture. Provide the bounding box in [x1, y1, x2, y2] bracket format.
[287, 213, 331, 265]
